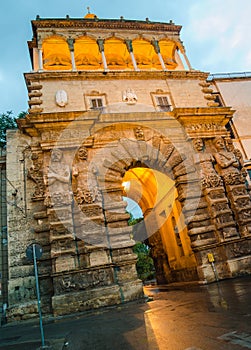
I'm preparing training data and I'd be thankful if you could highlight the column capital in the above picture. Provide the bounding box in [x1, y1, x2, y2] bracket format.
[151, 40, 160, 54]
[37, 35, 43, 49]
[97, 39, 104, 52]
[125, 39, 133, 53]
[67, 38, 75, 51]
[178, 42, 186, 55]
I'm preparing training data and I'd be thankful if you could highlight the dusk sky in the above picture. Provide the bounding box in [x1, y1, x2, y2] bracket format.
[0, 0, 250, 115]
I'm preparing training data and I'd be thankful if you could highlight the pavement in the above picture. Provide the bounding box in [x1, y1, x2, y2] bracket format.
[0, 276, 251, 350]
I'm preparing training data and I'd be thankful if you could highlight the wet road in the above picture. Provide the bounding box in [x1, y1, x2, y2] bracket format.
[143, 277, 251, 350]
[0, 276, 251, 350]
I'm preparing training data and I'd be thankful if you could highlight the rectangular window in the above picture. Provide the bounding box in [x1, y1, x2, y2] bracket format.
[155, 96, 172, 111]
[90, 98, 103, 110]
[85, 93, 107, 112]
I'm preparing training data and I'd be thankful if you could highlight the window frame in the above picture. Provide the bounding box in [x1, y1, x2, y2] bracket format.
[151, 91, 173, 112]
[84, 92, 107, 112]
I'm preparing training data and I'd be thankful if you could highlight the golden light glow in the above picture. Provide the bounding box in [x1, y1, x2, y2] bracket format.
[158, 40, 178, 69]
[42, 36, 71, 70]
[74, 36, 102, 70]
[122, 181, 131, 192]
[132, 39, 155, 70]
[123, 167, 175, 215]
[41, 34, 179, 71]
[104, 38, 131, 70]
[123, 167, 196, 272]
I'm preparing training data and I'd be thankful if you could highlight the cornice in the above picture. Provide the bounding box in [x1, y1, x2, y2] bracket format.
[173, 106, 235, 117]
[24, 70, 209, 84]
[31, 18, 182, 35]
[173, 107, 235, 138]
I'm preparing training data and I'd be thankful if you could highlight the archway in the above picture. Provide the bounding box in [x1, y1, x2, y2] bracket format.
[122, 166, 197, 284]
[42, 35, 72, 70]
[88, 123, 201, 285]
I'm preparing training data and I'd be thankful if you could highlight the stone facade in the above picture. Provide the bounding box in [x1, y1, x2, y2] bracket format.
[3, 14, 251, 321]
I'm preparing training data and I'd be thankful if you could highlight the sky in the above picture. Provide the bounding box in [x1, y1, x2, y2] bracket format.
[0, 0, 250, 115]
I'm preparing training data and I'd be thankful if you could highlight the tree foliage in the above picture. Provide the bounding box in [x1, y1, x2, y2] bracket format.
[127, 212, 155, 281]
[0, 111, 26, 148]
[128, 216, 143, 226]
[133, 242, 155, 282]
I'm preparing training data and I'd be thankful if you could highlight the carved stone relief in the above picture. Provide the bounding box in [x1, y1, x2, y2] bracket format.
[43, 148, 75, 271]
[53, 268, 114, 294]
[134, 126, 145, 141]
[43, 149, 72, 207]
[27, 152, 45, 200]
[192, 137, 238, 242]
[55, 90, 68, 107]
[122, 89, 138, 105]
[213, 136, 251, 236]
[72, 146, 100, 205]
[193, 138, 222, 190]
[213, 137, 244, 185]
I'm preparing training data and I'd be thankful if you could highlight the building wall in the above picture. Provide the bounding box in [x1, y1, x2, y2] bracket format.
[40, 76, 208, 114]
[210, 76, 251, 159]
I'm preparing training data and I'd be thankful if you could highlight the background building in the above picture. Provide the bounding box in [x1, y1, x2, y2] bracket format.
[208, 72, 251, 181]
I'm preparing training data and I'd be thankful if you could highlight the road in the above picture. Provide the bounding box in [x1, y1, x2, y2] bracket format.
[0, 276, 251, 350]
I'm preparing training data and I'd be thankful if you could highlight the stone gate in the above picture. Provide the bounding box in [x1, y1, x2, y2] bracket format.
[5, 13, 251, 321]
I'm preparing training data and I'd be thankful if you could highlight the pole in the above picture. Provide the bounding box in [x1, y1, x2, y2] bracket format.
[33, 244, 45, 348]
[210, 261, 219, 282]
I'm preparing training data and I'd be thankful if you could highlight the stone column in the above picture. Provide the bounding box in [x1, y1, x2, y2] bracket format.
[67, 38, 77, 71]
[180, 47, 192, 71]
[175, 50, 185, 70]
[38, 36, 43, 72]
[151, 40, 167, 71]
[125, 40, 139, 71]
[97, 39, 108, 71]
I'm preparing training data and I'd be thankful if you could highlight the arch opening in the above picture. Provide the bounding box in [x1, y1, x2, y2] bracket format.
[122, 166, 198, 284]
[42, 36, 72, 70]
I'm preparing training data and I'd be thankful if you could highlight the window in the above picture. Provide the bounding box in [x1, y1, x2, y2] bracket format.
[84, 92, 107, 112]
[156, 96, 171, 111]
[90, 98, 103, 110]
[154, 95, 172, 111]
